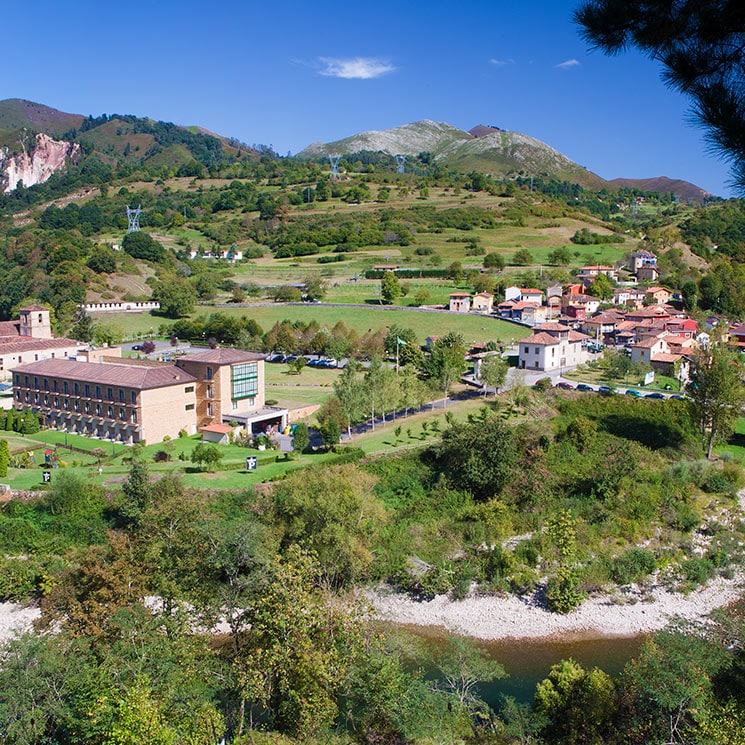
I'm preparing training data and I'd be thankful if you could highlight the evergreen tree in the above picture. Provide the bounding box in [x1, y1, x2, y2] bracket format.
[20, 409, 40, 435]
[576, 0, 745, 191]
[0, 439, 9, 477]
[121, 457, 152, 525]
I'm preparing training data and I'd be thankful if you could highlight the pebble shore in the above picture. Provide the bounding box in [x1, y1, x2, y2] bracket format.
[366, 573, 745, 640]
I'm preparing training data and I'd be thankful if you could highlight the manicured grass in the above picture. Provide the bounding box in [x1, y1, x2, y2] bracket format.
[717, 417, 745, 461]
[28, 431, 130, 457]
[349, 394, 498, 455]
[0, 392, 500, 491]
[194, 305, 524, 345]
[90, 305, 525, 347]
[264, 364, 340, 408]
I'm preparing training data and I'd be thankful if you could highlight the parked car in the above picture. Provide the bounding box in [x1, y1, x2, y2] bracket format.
[598, 385, 614, 395]
[625, 388, 642, 397]
[645, 392, 666, 400]
[576, 383, 594, 392]
[555, 381, 575, 390]
[131, 344, 142, 351]
[670, 394, 686, 401]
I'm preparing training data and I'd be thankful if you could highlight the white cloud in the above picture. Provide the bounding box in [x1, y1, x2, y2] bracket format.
[318, 57, 395, 79]
[490, 58, 515, 67]
[555, 58, 580, 69]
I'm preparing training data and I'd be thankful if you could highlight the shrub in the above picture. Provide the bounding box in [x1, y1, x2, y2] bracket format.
[611, 547, 657, 584]
[514, 539, 540, 568]
[680, 557, 715, 586]
[545, 576, 584, 614]
[0, 557, 38, 601]
[533, 377, 553, 391]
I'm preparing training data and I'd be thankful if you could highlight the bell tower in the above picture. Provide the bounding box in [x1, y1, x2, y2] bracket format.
[19, 305, 52, 339]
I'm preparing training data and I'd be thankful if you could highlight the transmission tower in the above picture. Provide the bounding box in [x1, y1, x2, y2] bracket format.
[126, 205, 142, 233]
[329, 154, 341, 179]
[395, 154, 407, 174]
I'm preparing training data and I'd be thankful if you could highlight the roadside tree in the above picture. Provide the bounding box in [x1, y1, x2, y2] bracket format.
[687, 345, 745, 458]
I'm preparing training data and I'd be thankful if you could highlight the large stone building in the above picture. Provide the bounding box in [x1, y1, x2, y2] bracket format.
[11, 348, 286, 444]
[0, 305, 83, 379]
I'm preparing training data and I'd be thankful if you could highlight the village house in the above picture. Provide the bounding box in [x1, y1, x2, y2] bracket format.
[449, 292, 471, 313]
[629, 333, 694, 382]
[471, 350, 503, 384]
[521, 304, 552, 326]
[577, 265, 619, 282]
[561, 293, 602, 316]
[637, 264, 660, 282]
[728, 322, 745, 351]
[471, 292, 494, 314]
[517, 322, 590, 372]
[645, 286, 674, 305]
[630, 249, 658, 273]
[582, 311, 624, 343]
[625, 305, 671, 324]
[504, 286, 544, 304]
[613, 287, 646, 308]
[508, 301, 541, 322]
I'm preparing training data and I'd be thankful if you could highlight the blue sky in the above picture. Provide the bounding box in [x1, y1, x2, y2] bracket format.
[5, 0, 734, 196]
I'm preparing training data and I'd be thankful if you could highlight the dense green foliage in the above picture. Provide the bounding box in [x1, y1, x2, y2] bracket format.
[0, 389, 743, 742]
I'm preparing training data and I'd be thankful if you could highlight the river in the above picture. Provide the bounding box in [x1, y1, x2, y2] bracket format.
[389, 623, 645, 707]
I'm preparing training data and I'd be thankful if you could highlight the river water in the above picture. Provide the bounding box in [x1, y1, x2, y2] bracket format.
[389, 623, 645, 707]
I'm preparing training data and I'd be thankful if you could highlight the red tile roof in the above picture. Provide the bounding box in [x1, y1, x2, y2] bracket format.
[200, 424, 234, 434]
[518, 329, 588, 346]
[11, 359, 197, 390]
[177, 348, 265, 365]
[652, 352, 683, 363]
[0, 337, 81, 355]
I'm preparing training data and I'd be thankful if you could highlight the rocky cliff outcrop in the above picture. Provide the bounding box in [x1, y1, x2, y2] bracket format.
[0, 132, 79, 192]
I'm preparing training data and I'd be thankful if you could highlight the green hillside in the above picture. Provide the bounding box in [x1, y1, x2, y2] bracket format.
[0, 98, 84, 137]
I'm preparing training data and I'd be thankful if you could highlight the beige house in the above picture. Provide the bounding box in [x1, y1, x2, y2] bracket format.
[518, 323, 590, 372]
[629, 333, 693, 382]
[645, 286, 673, 305]
[471, 292, 494, 314]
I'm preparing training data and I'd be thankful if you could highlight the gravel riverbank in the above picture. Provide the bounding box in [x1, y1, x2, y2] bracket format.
[366, 573, 745, 641]
[0, 602, 40, 643]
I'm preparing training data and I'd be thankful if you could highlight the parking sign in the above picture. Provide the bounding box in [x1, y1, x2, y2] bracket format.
[245, 456, 258, 471]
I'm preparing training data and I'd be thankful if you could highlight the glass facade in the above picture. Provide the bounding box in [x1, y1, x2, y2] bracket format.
[231, 362, 258, 400]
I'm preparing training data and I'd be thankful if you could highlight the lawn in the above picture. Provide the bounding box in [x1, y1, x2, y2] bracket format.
[90, 304, 525, 347]
[0, 392, 500, 491]
[264, 364, 340, 408]
[716, 417, 745, 461]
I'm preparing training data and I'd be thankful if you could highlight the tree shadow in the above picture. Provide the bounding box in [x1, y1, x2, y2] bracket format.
[601, 413, 686, 449]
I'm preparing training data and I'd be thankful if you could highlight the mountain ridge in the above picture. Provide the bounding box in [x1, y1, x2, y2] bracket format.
[0, 100, 716, 200]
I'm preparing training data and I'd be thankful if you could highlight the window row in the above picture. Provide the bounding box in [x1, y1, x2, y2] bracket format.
[14, 375, 138, 403]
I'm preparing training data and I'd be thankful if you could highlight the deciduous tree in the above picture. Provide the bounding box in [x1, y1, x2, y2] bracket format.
[687, 344, 745, 458]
